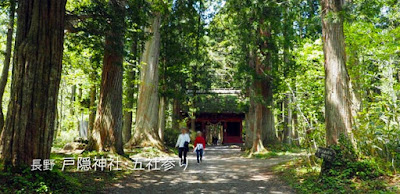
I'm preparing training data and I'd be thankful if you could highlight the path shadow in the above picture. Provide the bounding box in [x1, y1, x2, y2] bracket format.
[102, 145, 296, 194]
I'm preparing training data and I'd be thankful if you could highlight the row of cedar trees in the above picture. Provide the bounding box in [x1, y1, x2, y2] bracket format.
[237, 0, 354, 153]
[0, 0, 352, 169]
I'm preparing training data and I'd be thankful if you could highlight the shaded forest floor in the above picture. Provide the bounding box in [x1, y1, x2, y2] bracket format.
[273, 157, 400, 194]
[102, 146, 298, 193]
[1, 146, 398, 193]
[0, 146, 299, 193]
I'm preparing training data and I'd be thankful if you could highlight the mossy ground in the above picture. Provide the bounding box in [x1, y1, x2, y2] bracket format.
[245, 144, 304, 159]
[273, 157, 399, 194]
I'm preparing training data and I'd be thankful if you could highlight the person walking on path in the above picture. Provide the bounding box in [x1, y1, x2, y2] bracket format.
[194, 131, 206, 164]
[176, 128, 190, 165]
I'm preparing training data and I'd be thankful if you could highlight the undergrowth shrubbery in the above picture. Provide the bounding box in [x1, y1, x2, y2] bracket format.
[0, 152, 130, 193]
[321, 135, 385, 180]
[274, 135, 398, 193]
[164, 127, 180, 147]
[0, 167, 84, 193]
[53, 129, 79, 149]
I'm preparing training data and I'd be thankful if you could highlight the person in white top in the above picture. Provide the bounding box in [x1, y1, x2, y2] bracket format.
[175, 128, 191, 165]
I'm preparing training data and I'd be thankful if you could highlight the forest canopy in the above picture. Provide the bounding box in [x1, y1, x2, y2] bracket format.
[0, 0, 399, 193]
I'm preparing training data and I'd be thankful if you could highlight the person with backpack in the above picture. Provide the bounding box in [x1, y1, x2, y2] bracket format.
[175, 128, 190, 165]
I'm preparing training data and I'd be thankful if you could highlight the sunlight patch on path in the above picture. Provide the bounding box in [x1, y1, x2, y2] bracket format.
[103, 146, 299, 193]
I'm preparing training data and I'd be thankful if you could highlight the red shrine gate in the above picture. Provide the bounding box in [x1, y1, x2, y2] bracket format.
[189, 113, 244, 144]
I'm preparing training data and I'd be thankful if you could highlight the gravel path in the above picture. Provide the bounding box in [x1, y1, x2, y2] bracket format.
[103, 146, 297, 194]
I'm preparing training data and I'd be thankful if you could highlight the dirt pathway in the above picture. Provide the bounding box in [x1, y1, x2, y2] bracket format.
[103, 146, 298, 194]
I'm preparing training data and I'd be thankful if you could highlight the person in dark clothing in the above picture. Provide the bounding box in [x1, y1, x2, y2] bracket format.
[212, 136, 218, 145]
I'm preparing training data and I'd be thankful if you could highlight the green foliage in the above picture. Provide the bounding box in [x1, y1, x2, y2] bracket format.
[160, 0, 215, 119]
[0, 167, 85, 193]
[164, 127, 180, 147]
[193, 94, 247, 113]
[344, 0, 400, 171]
[1, 1, 399, 192]
[0, 4, 12, 117]
[247, 144, 303, 159]
[287, 38, 326, 148]
[274, 158, 399, 194]
[252, 152, 279, 159]
[53, 129, 79, 149]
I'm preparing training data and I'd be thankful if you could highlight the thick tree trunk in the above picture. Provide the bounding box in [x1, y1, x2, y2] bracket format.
[0, 0, 66, 168]
[245, 50, 256, 150]
[172, 97, 181, 130]
[252, 98, 265, 152]
[261, 78, 277, 145]
[251, 53, 269, 152]
[290, 78, 300, 146]
[88, 83, 96, 140]
[258, 27, 278, 146]
[54, 107, 59, 141]
[87, 0, 125, 154]
[122, 107, 133, 144]
[158, 96, 166, 142]
[244, 104, 254, 149]
[128, 13, 164, 149]
[321, 0, 353, 146]
[57, 83, 64, 140]
[283, 93, 293, 145]
[0, 0, 16, 132]
[191, 116, 196, 132]
[282, 5, 296, 145]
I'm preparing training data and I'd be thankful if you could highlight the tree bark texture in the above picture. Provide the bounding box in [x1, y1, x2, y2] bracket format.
[122, 103, 133, 144]
[252, 56, 265, 152]
[252, 95, 265, 152]
[0, 0, 16, 132]
[129, 13, 164, 149]
[283, 93, 293, 145]
[258, 24, 278, 146]
[88, 83, 96, 140]
[158, 96, 166, 142]
[244, 103, 254, 149]
[245, 50, 256, 150]
[261, 77, 277, 145]
[172, 97, 181, 130]
[0, 0, 66, 167]
[88, 0, 125, 154]
[321, 0, 353, 146]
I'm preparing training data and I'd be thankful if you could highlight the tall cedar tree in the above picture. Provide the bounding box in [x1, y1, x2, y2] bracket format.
[87, 0, 125, 154]
[321, 0, 353, 145]
[0, 0, 16, 132]
[0, 0, 66, 167]
[128, 12, 164, 149]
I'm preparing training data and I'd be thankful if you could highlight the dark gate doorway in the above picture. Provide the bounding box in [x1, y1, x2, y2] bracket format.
[189, 113, 244, 145]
